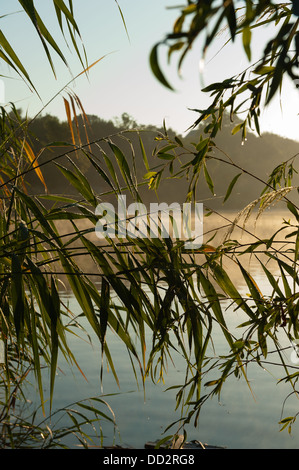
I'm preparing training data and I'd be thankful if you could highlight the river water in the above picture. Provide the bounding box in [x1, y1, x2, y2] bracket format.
[26, 210, 299, 449]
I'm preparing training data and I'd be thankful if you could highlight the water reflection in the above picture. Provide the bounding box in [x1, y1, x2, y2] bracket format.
[28, 211, 299, 448]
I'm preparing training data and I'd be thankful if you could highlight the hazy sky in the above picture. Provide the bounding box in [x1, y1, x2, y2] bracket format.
[1, 0, 299, 141]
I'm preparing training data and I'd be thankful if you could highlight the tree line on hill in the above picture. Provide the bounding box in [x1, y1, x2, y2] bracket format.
[25, 110, 299, 211]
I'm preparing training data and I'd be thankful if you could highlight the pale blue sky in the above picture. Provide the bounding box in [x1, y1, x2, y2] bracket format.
[1, 0, 299, 140]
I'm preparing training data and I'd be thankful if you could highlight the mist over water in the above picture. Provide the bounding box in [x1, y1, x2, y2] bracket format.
[27, 210, 299, 449]
[54, 208, 291, 288]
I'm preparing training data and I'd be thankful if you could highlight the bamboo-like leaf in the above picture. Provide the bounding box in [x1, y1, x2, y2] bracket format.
[0, 30, 37, 92]
[102, 151, 121, 192]
[14, 188, 61, 243]
[242, 25, 252, 61]
[77, 402, 115, 424]
[274, 256, 299, 287]
[150, 43, 175, 91]
[108, 142, 136, 196]
[34, 9, 69, 69]
[237, 261, 264, 312]
[287, 201, 299, 222]
[203, 162, 214, 195]
[231, 123, 243, 135]
[197, 268, 233, 348]
[53, 0, 80, 32]
[139, 136, 149, 172]
[258, 259, 284, 298]
[224, 0, 237, 40]
[68, 158, 97, 206]
[28, 288, 45, 414]
[157, 151, 175, 161]
[223, 173, 242, 202]
[59, 256, 101, 338]
[77, 54, 111, 78]
[11, 253, 25, 342]
[278, 263, 292, 299]
[114, 0, 130, 43]
[49, 276, 60, 408]
[24, 265, 58, 414]
[65, 18, 88, 72]
[99, 278, 109, 346]
[18, 1, 61, 77]
[55, 160, 97, 207]
[83, 152, 115, 191]
[210, 261, 256, 320]
[39, 194, 78, 204]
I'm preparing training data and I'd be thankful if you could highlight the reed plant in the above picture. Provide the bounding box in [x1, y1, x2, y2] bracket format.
[0, 1, 299, 447]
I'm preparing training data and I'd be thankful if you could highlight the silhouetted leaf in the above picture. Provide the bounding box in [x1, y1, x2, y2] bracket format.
[223, 173, 242, 202]
[150, 43, 174, 91]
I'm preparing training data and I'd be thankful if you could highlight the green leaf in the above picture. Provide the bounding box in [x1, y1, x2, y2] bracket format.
[157, 153, 175, 161]
[224, 1, 237, 40]
[205, 379, 220, 387]
[202, 81, 233, 93]
[55, 160, 97, 207]
[101, 151, 121, 192]
[211, 262, 256, 320]
[182, 4, 197, 15]
[143, 171, 158, 180]
[139, 135, 150, 171]
[14, 188, 61, 244]
[150, 43, 174, 91]
[0, 30, 37, 92]
[28, 290, 44, 412]
[223, 173, 242, 202]
[237, 262, 263, 307]
[242, 26, 252, 61]
[58, 254, 102, 340]
[190, 150, 206, 167]
[203, 163, 214, 195]
[49, 276, 60, 409]
[84, 152, 116, 192]
[196, 138, 210, 153]
[253, 65, 275, 75]
[157, 144, 177, 153]
[11, 253, 25, 342]
[278, 263, 292, 299]
[99, 278, 109, 346]
[78, 237, 144, 362]
[197, 268, 233, 348]
[109, 142, 135, 194]
[231, 123, 243, 135]
[53, 0, 80, 32]
[39, 194, 78, 204]
[114, 0, 130, 43]
[287, 201, 299, 222]
[77, 402, 115, 423]
[175, 135, 184, 146]
[19, 0, 67, 77]
[259, 259, 286, 298]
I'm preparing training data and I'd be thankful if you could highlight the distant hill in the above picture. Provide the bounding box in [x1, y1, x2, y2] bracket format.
[26, 112, 299, 212]
[184, 114, 299, 210]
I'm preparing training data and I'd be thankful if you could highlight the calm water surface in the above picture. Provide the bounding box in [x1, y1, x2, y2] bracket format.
[28, 212, 299, 449]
